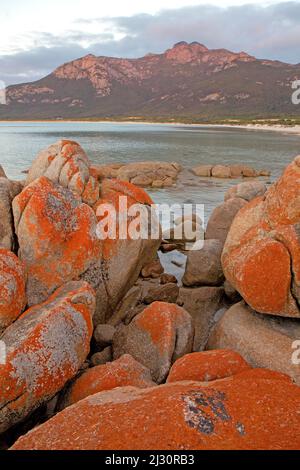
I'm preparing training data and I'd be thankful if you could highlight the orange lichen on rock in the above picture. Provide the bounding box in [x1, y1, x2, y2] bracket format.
[25, 140, 93, 201]
[167, 350, 250, 383]
[222, 155, 300, 317]
[0, 281, 95, 434]
[0, 249, 26, 331]
[113, 301, 194, 383]
[11, 375, 300, 450]
[62, 354, 155, 407]
[88, 178, 161, 324]
[13, 176, 100, 306]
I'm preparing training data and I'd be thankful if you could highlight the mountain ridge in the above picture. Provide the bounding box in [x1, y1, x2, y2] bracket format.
[1, 41, 300, 120]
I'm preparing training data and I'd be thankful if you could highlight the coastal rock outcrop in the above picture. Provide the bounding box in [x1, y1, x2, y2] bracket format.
[93, 161, 181, 188]
[61, 354, 155, 408]
[222, 155, 300, 317]
[167, 350, 250, 383]
[25, 140, 100, 204]
[192, 164, 269, 179]
[11, 375, 300, 450]
[0, 281, 95, 434]
[89, 178, 161, 324]
[113, 301, 194, 383]
[13, 176, 100, 306]
[208, 302, 300, 385]
[0, 249, 26, 332]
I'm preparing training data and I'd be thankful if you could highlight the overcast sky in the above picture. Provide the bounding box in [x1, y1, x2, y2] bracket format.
[1, 0, 300, 85]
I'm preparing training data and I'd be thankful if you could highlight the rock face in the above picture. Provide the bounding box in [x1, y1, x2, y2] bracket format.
[222, 156, 300, 317]
[167, 350, 250, 383]
[208, 302, 300, 385]
[61, 354, 155, 408]
[95, 161, 182, 187]
[13, 176, 100, 306]
[182, 239, 224, 287]
[205, 197, 247, 246]
[0, 249, 26, 332]
[0, 178, 23, 251]
[0, 281, 95, 434]
[113, 301, 194, 383]
[178, 287, 224, 351]
[11, 376, 300, 450]
[90, 178, 161, 324]
[25, 140, 99, 204]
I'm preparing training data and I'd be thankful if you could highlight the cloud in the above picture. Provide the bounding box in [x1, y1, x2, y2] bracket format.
[1, 2, 300, 85]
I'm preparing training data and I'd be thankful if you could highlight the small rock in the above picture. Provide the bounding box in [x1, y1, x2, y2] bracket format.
[182, 239, 224, 287]
[160, 273, 177, 284]
[93, 324, 116, 350]
[211, 165, 231, 178]
[90, 347, 112, 366]
[141, 259, 164, 278]
[205, 197, 247, 246]
[143, 282, 179, 304]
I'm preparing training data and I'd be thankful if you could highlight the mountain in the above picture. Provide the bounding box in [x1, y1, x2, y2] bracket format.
[1, 41, 300, 121]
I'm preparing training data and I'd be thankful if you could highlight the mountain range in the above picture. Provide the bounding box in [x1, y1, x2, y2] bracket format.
[1, 41, 300, 121]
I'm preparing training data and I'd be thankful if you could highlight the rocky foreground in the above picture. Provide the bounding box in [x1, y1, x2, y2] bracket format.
[0, 140, 299, 450]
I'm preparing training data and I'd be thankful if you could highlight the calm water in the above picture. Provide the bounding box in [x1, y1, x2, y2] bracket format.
[0, 121, 299, 222]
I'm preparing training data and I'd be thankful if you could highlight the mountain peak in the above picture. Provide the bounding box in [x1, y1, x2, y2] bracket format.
[165, 41, 209, 62]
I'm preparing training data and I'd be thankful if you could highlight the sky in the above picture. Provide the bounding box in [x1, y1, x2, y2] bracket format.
[1, 0, 300, 85]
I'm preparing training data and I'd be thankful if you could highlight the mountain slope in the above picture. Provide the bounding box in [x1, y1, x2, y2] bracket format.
[1, 41, 300, 120]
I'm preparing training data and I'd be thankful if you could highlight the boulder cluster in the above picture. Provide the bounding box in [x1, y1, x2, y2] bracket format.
[0, 141, 299, 450]
[192, 164, 270, 178]
[93, 161, 182, 188]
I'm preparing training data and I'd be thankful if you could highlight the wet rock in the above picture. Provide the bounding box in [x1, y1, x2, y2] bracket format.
[113, 301, 194, 383]
[192, 165, 213, 177]
[0, 281, 95, 434]
[115, 161, 181, 187]
[167, 350, 250, 383]
[11, 376, 300, 450]
[211, 165, 231, 178]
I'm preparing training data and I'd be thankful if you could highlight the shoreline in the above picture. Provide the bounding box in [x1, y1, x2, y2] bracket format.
[0, 119, 300, 135]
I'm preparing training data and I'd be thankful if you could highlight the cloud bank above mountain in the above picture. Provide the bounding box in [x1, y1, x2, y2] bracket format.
[1, 1, 300, 85]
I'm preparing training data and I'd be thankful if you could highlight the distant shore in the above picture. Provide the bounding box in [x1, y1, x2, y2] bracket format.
[0, 119, 300, 135]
